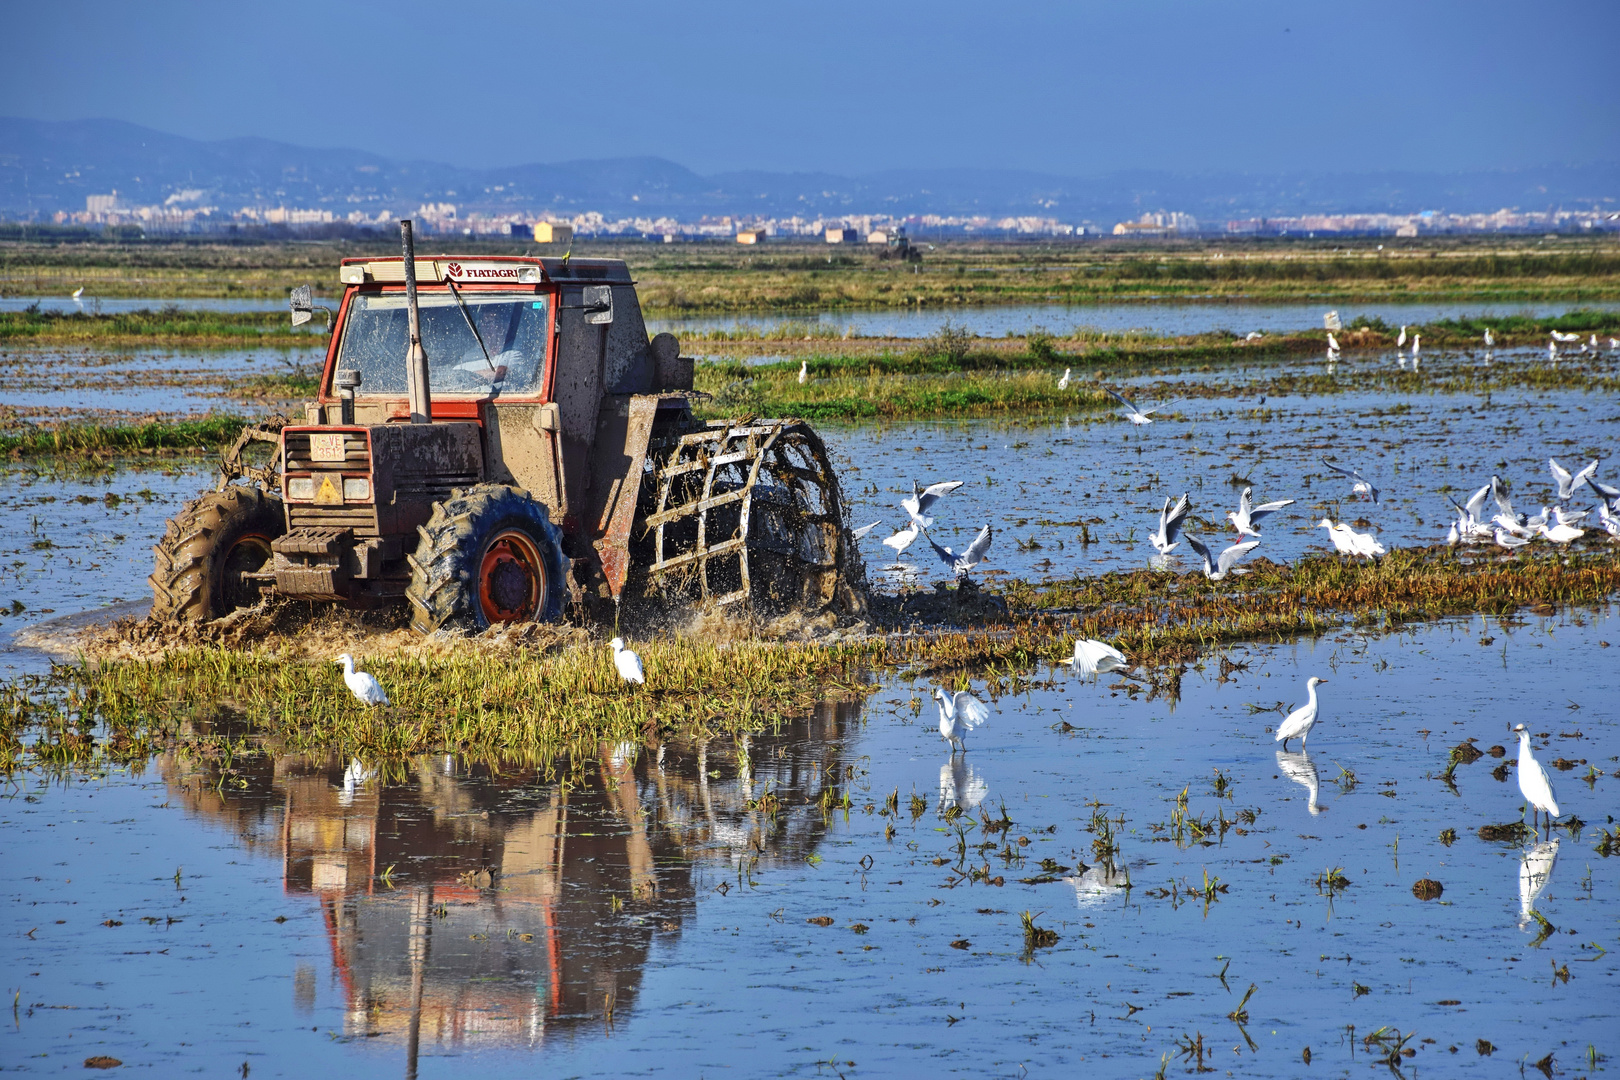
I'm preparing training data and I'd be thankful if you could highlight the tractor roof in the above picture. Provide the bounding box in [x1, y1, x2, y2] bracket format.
[338, 256, 632, 286]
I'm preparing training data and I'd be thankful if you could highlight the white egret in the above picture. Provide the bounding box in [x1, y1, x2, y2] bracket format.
[882, 521, 920, 556]
[1327, 332, 1340, 353]
[1396, 325, 1407, 348]
[1061, 638, 1128, 678]
[926, 524, 993, 578]
[71, 287, 85, 300]
[1513, 723, 1560, 831]
[1550, 330, 1579, 343]
[1106, 388, 1183, 426]
[850, 520, 883, 540]
[335, 654, 389, 706]
[931, 686, 991, 753]
[1186, 535, 1260, 581]
[1320, 458, 1380, 504]
[1483, 328, 1494, 348]
[1548, 458, 1598, 502]
[1411, 333, 1420, 359]
[797, 359, 808, 385]
[611, 636, 645, 685]
[1151, 492, 1192, 554]
[1228, 486, 1296, 540]
[1274, 676, 1326, 751]
[1318, 517, 1385, 559]
[1244, 331, 1263, 342]
[902, 479, 964, 529]
[1057, 367, 1071, 390]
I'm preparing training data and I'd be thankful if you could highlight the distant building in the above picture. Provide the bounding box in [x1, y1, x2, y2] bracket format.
[1395, 223, 1418, 237]
[867, 230, 893, 244]
[86, 192, 121, 214]
[1112, 221, 1172, 237]
[736, 227, 767, 244]
[825, 227, 858, 244]
[532, 222, 573, 244]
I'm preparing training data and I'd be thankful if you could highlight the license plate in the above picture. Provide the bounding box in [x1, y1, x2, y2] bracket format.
[309, 433, 346, 462]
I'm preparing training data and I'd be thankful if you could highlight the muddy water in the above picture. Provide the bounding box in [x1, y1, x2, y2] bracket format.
[4, 609, 1615, 1076]
[650, 299, 1620, 341]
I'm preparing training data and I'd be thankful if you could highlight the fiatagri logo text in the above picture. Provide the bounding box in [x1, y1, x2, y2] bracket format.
[443, 262, 519, 280]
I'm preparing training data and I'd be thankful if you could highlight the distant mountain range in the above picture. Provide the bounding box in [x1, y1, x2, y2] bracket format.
[2, 117, 1616, 225]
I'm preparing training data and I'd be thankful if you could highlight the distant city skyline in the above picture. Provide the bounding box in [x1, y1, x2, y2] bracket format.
[4, 0, 1617, 178]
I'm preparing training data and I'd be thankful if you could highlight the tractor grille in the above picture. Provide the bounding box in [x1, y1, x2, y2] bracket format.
[288, 505, 378, 536]
[284, 431, 369, 471]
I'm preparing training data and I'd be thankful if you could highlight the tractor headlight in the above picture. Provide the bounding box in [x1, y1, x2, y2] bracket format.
[342, 477, 372, 502]
[286, 477, 315, 501]
[517, 265, 542, 283]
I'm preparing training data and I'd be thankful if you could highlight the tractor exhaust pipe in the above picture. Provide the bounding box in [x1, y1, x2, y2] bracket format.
[400, 219, 431, 423]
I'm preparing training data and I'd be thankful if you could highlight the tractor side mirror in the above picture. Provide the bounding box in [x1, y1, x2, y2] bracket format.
[290, 284, 314, 327]
[582, 284, 614, 325]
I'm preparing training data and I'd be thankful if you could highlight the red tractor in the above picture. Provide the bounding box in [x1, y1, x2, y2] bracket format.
[150, 222, 866, 633]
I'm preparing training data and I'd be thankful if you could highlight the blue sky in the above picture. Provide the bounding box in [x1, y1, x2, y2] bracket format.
[6, 0, 1617, 176]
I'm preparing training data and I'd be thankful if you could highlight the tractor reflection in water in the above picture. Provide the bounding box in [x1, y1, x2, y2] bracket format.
[159, 701, 862, 1070]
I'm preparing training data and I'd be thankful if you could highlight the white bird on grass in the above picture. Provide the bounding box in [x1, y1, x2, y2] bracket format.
[1483, 328, 1495, 348]
[797, 359, 809, 385]
[850, 520, 883, 540]
[1396, 325, 1407, 348]
[1106, 388, 1182, 426]
[931, 686, 991, 753]
[1327, 332, 1340, 354]
[1057, 367, 1071, 390]
[1151, 493, 1192, 554]
[1513, 723, 1561, 832]
[882, 521, 920, 556]
[1318, 517, 1386, 559]
[1245, 331, 1263, 341]
[1228, 487, 1296, 540]
[926, 524, 993, 577]
[1321, 458, 1380, 504]
[1186, 535, 1261, 581]
[1548, 458, 1598, 502]
[1494, 527, 1532, 550]
[902, 479, 964, 529]
[1550, 330, 1580, 343]
[335, 654, 389, 706]
[1061, 638, 1129, 678]
[1538, 516, 1585, 544]
[1411, 334, 1421, 360]
[610, 636, 645, 685]
[1274, 676, 1326, 751]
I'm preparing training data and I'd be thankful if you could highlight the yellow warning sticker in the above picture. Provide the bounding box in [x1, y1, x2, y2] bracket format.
[314, 474, 344, 505]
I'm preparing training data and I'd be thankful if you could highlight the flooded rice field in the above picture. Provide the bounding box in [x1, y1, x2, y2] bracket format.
[4, 609, 1615, 1076]
[0, 296, 295, 314]
[649, 299, 1620, 341]
[0, 344, 323, 424]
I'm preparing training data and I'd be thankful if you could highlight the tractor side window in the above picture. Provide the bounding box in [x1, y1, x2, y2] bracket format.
[337, 292, 550, 398]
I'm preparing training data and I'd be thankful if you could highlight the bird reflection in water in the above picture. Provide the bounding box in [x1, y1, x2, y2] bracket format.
[1275, 749, 1325, 816]
[938, 756, 989, 813]
[1518, 839, 1560, 932]
[1064, 863, 1129, 908]
[156, 700, 863, 1074]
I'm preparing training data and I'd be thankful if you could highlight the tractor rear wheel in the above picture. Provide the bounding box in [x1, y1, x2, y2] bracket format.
[148, 486, 285, 622]
[405, 485, 569, 635]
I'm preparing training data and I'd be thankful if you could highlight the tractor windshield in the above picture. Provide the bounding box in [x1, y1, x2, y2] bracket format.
[335, 291, 550, 398]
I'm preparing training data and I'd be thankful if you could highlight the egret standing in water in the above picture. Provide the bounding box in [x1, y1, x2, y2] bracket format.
[1274, 676, 1326, 751]
[1057, 367, 1071, 390]
[931, 686, 991, 754]
[1512, 723, 1560, 832]
[335, 654, 389, 706]
[611, 637, 645, 685]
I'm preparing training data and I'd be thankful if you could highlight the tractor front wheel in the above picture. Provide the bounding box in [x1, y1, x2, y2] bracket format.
[405, 485, 569, 634]
[148, 486, 285, 622]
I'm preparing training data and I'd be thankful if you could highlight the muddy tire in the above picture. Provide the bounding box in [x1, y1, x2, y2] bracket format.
[405, 485, 569, 635]
[148, 486, 285, 622]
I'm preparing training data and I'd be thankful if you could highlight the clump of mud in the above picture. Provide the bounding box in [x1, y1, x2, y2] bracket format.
[680, 599, 872, 645]
[870, 578, 1010, 629]
[73, 599, 590, 664]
